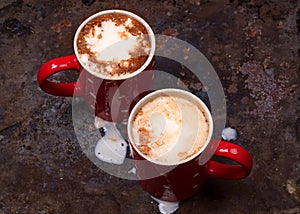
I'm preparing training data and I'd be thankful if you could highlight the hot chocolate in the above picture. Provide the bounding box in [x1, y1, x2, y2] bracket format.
[129, 91, 210, 164]
[76, 13, 151, 79]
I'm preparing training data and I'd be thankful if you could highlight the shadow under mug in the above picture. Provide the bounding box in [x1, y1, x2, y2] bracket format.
[127, 88, 253, 202]
[37, 10, 155, 122]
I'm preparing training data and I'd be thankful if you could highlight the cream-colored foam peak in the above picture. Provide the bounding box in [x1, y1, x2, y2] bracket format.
[84, 19, 140, 61]
[132, 94, 209, 164]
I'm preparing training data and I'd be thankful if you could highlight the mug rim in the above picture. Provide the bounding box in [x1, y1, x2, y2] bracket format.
[127, 88, 214, 166]
[73, 9, 156, 80]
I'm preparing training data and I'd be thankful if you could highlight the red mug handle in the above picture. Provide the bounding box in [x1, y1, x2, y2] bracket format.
[206, 140, 253, 179]
[37, 55, 82, 96]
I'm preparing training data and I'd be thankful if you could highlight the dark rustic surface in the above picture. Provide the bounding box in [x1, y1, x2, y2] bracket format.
[0, 0, 299, 213]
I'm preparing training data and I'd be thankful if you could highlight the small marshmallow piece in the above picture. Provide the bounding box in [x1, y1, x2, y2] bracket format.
[159, 202, 179, 214]
[222, 127, 237, 141]
[94, 117, 127, 165]
[151, 197, 179, 214]
[95, 136, 127, 165]
[127, 167, 137, 174]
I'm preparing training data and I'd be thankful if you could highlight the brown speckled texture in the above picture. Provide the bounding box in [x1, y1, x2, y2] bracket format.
[0, 0, 299, 213]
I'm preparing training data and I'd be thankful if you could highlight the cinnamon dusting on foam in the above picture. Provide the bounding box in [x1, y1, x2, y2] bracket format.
[132, 94, 209, 163]
[76, 14, 151, 78]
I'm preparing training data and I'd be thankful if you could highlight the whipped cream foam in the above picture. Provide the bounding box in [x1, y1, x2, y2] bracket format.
[76, 13, 151, 78]
[131, 94, 209, 164]
[84, 19, 138, 61]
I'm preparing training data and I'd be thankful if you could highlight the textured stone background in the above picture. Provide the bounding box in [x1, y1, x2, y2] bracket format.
[0, 0, 299, 213]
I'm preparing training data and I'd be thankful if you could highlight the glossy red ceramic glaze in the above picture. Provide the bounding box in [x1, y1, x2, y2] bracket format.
[131, 140, 253, 202]
[37, 55, 154, 121]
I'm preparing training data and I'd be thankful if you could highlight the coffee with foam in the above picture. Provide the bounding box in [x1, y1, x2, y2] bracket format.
[76, 13, 151, 79]
[130, 91, 210, 164]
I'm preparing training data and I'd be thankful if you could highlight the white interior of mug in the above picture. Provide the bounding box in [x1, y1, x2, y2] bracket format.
[73, 9, 155, 80]
[127, 88, 213, 166]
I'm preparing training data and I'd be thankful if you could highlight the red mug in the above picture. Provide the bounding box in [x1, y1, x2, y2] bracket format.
[37, 10, 155, 122]
[127, 89, 253, 202]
